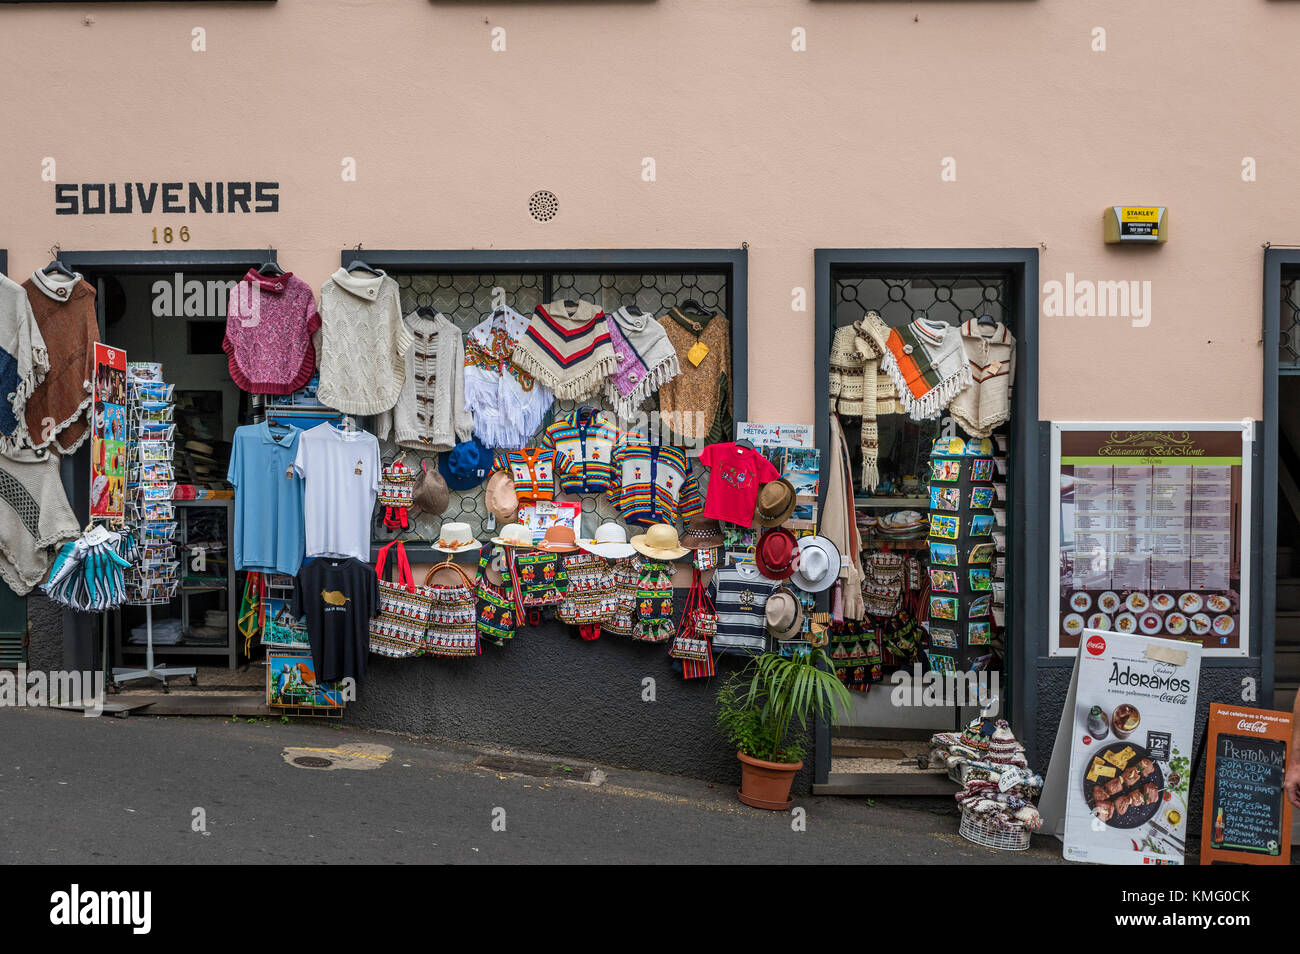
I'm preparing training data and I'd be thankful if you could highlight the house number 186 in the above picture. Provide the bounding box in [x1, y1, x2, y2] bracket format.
[151, 226, 191, 244]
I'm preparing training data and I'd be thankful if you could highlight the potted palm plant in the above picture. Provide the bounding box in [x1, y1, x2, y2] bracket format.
[716, 649, 852, 809]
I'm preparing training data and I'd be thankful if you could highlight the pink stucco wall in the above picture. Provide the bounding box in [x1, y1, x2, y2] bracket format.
[0, 0, 1290, 422]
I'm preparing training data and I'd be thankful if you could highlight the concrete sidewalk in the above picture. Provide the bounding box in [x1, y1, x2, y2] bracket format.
[0, 708, 1065, 864]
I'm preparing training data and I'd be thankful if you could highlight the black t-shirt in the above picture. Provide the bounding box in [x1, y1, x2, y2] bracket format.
[292, 557, 379, 684]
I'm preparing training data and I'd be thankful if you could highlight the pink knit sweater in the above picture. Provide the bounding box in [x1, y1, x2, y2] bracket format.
[223, 270, 321, 395]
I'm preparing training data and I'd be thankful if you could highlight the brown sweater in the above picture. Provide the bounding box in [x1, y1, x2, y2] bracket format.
[23, 278, 98, 454]
[656, 308, 732, 444]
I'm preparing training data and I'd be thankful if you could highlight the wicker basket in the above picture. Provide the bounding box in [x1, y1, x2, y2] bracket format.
[959, 807, 1032, 851]
[946, 762, 966, 785]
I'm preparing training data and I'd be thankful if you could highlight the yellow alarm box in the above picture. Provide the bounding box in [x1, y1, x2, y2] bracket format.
[1104, 206, 1167, 244]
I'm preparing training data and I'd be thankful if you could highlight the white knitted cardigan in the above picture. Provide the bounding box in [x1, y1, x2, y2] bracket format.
[0, 274, 48, 455]
[317, 269, 413, 416]
[376, 311, 473, 452]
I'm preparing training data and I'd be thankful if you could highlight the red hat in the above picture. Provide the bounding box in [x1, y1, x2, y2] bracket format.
[755, 527, 800, 580]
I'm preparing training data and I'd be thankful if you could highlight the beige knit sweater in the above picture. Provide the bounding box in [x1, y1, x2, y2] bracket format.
[376, 311, 473, 452]
[317, 269, 413, 416]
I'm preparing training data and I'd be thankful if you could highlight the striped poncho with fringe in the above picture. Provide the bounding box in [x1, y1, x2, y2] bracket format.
[603, 306, 680, 421]
[881, 317, 973, 421]
[511, 299, 617, 402]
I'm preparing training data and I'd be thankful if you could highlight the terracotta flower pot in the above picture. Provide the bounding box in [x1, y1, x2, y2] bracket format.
[736, 750, 802, 810]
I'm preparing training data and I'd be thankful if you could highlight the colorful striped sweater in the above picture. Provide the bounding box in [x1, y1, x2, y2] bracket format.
[607, 441, 703, 526]
[542, 407, 623, 494]
[491, 448, 570, 503]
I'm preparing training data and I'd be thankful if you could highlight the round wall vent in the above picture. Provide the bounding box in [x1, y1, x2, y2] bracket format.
[529, 190, 558, 222]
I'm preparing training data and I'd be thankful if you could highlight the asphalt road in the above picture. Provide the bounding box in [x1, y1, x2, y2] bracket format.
[0, 707, 1065, 864]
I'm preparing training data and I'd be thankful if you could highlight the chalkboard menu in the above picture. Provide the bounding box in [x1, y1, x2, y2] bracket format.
[1200, 704, 1293, 865]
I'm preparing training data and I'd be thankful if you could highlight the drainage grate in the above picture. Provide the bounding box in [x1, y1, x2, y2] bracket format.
[293, 756, 334, 768]
[475, 755, 595, 782]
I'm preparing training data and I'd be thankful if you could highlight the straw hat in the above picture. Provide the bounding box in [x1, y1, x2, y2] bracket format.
[431, 521, 481, 554]
[537, 525, 580, 553]
[754, 478, 797, 527]
[755, 527, 799, 580]
[765, 587, 804, 640]
[578, 522, 637, 559]
[484, 471, 519, 524]
[788, 535, 840, 593]
[630, 523, 689, 560]
[491, 522, 535, 548]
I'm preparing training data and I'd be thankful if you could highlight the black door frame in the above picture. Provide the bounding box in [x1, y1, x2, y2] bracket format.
[811, 248, 1042, 783]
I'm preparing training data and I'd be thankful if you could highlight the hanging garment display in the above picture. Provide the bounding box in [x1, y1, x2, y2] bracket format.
[881, 317, 973, 421]
[42, 524, 133, 611]
[0, 273, 49, 455]
[821, 413, 865, 621]
[222, 269, 321, 396]
[607, 440, 702, 526]
[316, 268, 412, 416]
[699, 441, 781, 527]
[711, 560, 778, 654]
[827, 311, 896, 491]
[948, 319, 1016, 438]
[20, 269, 98, 455]
[543, 407, 622, 494]
[420, 560, 480, 657]
[603, 306, 681, 421]
[368, 541, 435, 659]
[376, 456, 417, 531]
[463, 305, 553, 449]
[292, 555, 380, 684]
[293, 422, 380, 562]
[227, 420, 305, 575]
[510, 299, 617, 402]
[493, 447, 567, 503]
[0, 446, 79, 594]
[375, 309, 473, 452]
[656, 306, 731, 444]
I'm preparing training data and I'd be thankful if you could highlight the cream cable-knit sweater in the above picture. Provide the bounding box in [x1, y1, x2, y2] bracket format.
[376, 311, 473, 452]
[317, 269, 413, 416]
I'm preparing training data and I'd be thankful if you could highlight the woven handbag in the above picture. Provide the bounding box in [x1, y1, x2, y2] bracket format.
[423, 560, 480, 657]
[670, 567, 715, 662]
[558, 552, 615, 626]
[368, 541, 435, 658]
[633, 560, 676, 643]
[476, 548, 518, 643]
[377, 457, 417, 530]
[512, 549, 566, 608]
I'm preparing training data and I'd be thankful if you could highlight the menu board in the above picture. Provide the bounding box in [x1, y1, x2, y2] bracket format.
[1051, 426, 1248, 655]
[89, 342, 127, 520]
[1040, 629, 1202, 865]
[1200, 704, 1292, 865]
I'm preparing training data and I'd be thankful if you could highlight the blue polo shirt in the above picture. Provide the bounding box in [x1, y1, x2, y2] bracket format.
[228, 421, 305, 575]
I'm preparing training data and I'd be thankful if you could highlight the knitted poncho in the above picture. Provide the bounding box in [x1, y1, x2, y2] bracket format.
[881, 318, 973, 421]
[603, 306, 681, 421]
[0, 447, 79, 594]
[223, 270, 320, 395]
[828, 311, 897, 492]
[0, 273, 49, 455]
[511, 299, 617, 402]
[656, 308, 731, 444]
[376, 310, 473, 452]
[317, 269, 412, 416]
[464, 306, 554, 449]
[21, 270, 97, 455]
[949, 319, 1016, 439]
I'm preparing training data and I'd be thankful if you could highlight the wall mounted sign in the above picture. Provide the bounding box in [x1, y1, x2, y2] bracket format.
[734, 421, 814, 448]
[1049, 422, 1250, 657]
[54, 181, 279, 215]
[1200, 703, 1292, 865]
[1103, 205, 1167, 244]
[1041, 629, 1201, 865]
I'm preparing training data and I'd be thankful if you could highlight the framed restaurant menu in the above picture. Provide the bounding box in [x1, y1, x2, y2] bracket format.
[1049, 423, 1251, 657]
[1040, 629, 1202, 865]
[1199, 703, 1292, 865]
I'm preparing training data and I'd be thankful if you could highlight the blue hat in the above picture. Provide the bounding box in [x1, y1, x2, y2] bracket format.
[438, 437, 494, 491]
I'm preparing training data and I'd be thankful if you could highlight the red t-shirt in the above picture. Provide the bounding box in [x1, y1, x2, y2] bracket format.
[700, 442, 781, 526]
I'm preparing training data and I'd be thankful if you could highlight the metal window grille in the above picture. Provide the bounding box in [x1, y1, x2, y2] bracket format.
[388, 269, 731, 541]
[1282, 277, 1300, 373]
[832, 271, 1015, 492]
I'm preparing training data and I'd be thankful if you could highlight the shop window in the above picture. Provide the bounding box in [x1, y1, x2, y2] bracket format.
[388, 268, 734, 542]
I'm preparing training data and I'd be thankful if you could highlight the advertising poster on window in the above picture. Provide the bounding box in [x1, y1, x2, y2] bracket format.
[1049, 423, 1250, 656]
[90, 342, 127, 520]
[1040, 629, 1202, 865]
